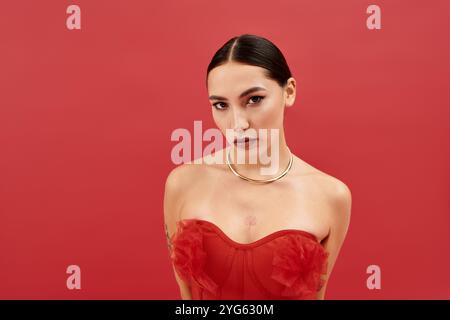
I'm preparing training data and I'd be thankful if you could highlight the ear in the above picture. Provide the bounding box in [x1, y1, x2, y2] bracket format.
[284, 77, 296, 107]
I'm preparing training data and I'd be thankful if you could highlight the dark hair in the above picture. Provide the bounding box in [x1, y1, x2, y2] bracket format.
[206, 34, 292, 88]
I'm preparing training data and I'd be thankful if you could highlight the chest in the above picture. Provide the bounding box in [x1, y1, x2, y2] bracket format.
[179, 176, 331, 243]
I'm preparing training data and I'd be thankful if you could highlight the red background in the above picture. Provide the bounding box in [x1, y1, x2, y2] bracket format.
[1, 0, 449, 299]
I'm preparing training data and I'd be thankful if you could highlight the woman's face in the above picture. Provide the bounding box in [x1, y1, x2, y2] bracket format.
[207, 61, 296, 151]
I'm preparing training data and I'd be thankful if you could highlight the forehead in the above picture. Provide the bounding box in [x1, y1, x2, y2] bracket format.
[207, 62, 275, 95]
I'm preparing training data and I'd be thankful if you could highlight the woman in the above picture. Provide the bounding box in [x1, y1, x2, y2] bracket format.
[164, 34, 352, 300]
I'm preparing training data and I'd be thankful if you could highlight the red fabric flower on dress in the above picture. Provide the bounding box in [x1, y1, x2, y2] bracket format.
[170, 220, 218, 295]
[270, 235, 329, 299]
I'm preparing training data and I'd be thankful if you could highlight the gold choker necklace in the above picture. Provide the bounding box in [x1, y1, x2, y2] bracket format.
[226, 147, 293, 184]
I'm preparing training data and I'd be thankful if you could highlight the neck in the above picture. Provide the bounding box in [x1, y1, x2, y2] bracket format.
[226, 138, 291, 180]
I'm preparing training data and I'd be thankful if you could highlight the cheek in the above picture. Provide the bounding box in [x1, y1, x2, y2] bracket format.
[212, 111, 227, 132]
[253, 100, 283, 127]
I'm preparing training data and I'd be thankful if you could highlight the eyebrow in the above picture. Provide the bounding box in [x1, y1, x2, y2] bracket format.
[208, 86, 267, 101]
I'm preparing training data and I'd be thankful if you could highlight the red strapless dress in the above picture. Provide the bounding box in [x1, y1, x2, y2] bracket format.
[170, 218, 329, 300]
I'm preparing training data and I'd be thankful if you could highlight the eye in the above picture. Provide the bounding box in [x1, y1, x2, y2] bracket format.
[212, 102, 227, 111]
[248, 96, 265, 105]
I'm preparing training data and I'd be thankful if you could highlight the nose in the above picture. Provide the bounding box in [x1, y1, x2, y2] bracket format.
[231, 107, 249, 133]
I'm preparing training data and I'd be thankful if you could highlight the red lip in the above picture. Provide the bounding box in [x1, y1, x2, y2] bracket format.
[233, 137, 257, 144]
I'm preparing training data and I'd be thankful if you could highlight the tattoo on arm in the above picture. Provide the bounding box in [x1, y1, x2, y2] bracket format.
[165, 223, 173, 254]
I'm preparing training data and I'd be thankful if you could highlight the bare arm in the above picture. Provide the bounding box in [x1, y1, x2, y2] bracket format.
[316, 181, 352, 300]
[164, 166, 192, 300]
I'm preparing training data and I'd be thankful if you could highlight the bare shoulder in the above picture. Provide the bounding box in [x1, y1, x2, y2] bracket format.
[164, 163, 197, 226]
[325, 176, 352, 225]
[164, 158, 222, 229]
[312, 172, 352, 236]
[164, 155, 222, 213]
[315, 170, 351, 210]
[165, 162, 197, 192]
[293, 156, 352, 221]
[165, 153, 223, 191]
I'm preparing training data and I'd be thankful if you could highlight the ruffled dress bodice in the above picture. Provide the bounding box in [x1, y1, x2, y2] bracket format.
[170, 218, 329, 300]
